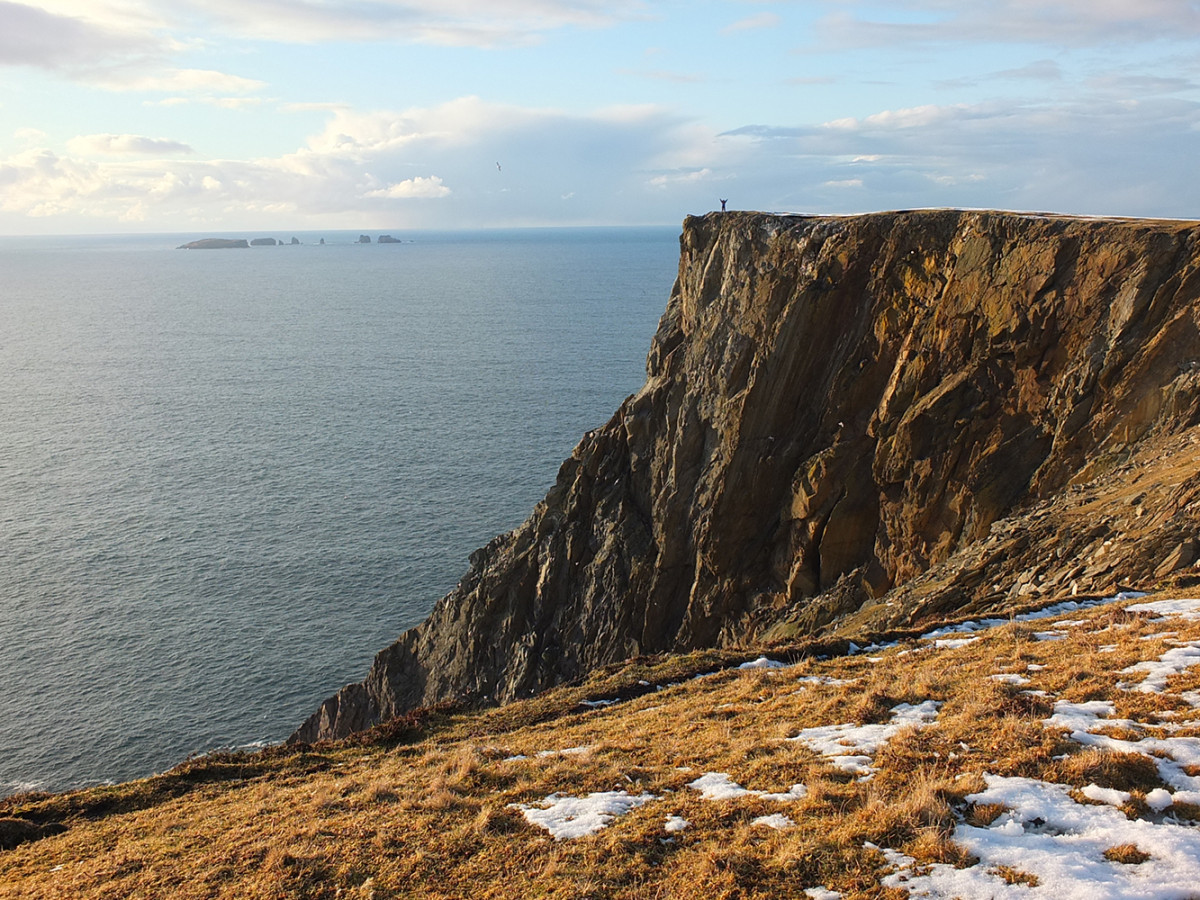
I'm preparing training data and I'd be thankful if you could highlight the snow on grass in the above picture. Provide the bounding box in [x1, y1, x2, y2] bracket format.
[933, 637, 978, 649]
[1122, 641, 1200, 693]
[882, 774, 1200, 899]
[535, 746, 592, 758]
[511, 791, 657, 840]
[920, 592, 1147, 641]
[796, 676, 857, 687]
[788, 701, 942, 775]
[751, 813, 795, 829]
[1081, 784, 1132, 807]
[738, 656, 788, 670]
[803, 889, 842, 900]
[991, 673, 1031, 685]
[687, 772, 807, 802]
[1045, 700, 1200, 801]
[664, 815, 690, 833]
[1126, 597, 1200, 620]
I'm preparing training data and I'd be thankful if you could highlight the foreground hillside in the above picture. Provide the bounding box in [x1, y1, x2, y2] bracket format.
[7, 587, 1200, 898]
[301, 209, 1200, 742]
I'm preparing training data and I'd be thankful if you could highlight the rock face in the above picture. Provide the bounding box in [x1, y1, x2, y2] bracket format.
[176, 239, 249, 250]
[250, 238, 278, 247]
[378, 235, 401, 244]
[295, 210, 1200, 742]
[357, 235, 372, 244]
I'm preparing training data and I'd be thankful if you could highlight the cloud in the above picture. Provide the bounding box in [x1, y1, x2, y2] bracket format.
[176, 0, 648, 46]
[648, 167, 715, 188]
[89, 66, 265, 93]
[6, 91, 1200, 233]
[365, 175, 451, 199]
[66, 133, 195, 155]
[721, 12, 781, 34]
[0, 96, 708, 230]
[2, 2, 266, 96]
[0, 1, 158, 68]
[813, 1, 1200, 48]
[716, 96, 1200, 218]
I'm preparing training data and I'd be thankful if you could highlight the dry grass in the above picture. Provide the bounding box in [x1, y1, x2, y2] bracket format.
[4, 592, 1200, 898]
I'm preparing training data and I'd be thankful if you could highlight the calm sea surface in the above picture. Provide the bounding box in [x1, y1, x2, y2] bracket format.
[0, 227, 680, 795]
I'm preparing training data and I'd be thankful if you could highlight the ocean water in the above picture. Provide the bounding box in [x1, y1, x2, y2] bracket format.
[0, 227, 680, 796]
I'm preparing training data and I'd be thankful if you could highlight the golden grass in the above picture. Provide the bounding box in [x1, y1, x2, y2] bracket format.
[4, 593, 1200, 898]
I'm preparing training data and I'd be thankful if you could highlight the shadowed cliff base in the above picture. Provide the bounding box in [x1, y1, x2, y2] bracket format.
[295, 209, 1200, 743]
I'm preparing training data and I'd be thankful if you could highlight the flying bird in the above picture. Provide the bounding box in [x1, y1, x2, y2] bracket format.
[496, 162, 502, 172]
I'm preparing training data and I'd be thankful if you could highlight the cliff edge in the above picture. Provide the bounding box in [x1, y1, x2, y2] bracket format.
[295, 209, 1200, 742]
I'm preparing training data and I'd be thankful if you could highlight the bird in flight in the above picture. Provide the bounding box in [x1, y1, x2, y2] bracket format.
[496, 162, 502, 172]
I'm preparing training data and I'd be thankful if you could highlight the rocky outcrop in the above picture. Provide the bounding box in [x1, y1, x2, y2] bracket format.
[176, 239, 249, 250]
[378, 235, 401, 244]
[357, 235, 371, 244]
[294, 210, 1200, 742]
[250, 238, 278, 247]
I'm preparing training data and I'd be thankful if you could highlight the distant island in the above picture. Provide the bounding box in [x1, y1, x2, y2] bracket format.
[176, 235, 404, 249]
[176, 238, 249, 250]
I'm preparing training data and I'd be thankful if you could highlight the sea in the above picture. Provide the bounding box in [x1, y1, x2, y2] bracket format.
[0, 226, 681, 797]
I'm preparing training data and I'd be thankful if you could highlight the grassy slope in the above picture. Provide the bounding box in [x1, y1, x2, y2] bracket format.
[5, 594, 1200, 898]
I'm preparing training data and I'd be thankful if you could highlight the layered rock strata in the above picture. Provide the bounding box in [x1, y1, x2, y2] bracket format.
[295, 209, 1200, 742]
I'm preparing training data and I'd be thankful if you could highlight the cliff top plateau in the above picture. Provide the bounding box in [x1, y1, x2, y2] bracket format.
[8, 590, 1200, 897]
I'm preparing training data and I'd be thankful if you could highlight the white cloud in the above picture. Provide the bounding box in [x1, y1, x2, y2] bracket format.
[365, 175, 451, 199]
[814, 0, 1200, 48]
[93, 66, 265, 93]
[5, 90, 1200, 234]
[721, 12, 781, 35]
[0, 1, 158, 68]
[175, 0, 647, 46]
[67, 133, 194, 155]
[648, 167, 715, 188]
[0, 96, 709, 230]
[718, 96, 1200, 218]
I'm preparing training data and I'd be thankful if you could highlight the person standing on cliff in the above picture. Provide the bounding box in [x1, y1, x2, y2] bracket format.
[720, 199, 728, 212]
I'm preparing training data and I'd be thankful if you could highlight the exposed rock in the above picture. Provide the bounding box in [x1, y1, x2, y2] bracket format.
[290, 237, 300, 245]
[357, 235, 371, 244]
[378, 235, 401, 244]
[250, 238, 277, 247]
[294, 209, 1200, 742]
[0, 817, 66, 851]
[176, 239, 249, 250]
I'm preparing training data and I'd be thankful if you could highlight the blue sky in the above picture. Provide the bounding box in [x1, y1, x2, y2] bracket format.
[2, 0, 1199, 234]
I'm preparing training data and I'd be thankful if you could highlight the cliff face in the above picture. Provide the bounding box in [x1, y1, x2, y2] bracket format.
[295, 210, 1200, 742]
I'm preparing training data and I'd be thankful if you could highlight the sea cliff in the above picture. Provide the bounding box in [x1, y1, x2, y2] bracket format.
[295, 209, 1200, 742]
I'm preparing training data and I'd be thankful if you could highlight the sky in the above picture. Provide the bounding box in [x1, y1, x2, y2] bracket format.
[1, 0, 1199, 234]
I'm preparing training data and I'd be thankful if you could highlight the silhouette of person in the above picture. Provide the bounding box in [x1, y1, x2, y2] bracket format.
[720, 199, 728, 212]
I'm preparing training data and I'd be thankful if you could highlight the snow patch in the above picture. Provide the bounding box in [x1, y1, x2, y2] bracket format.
[664, 815, 690, 833]
[512, 791, 657, 840]
[751, 813, 795, 829]
[687, 772, 807, 802]
[788, 701, 942, 775]
[883, 774, 1200, 899]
